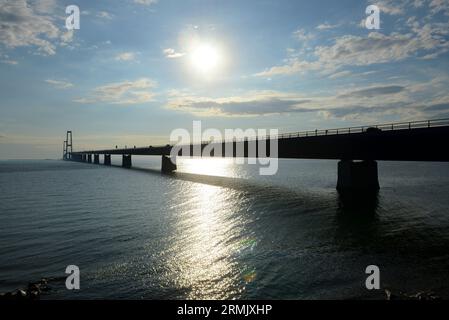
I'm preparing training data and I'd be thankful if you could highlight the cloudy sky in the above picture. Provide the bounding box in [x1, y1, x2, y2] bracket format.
[1, 0, 449, 158]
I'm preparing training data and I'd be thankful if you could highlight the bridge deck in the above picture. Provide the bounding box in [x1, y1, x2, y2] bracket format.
[71, 119, 449, 162]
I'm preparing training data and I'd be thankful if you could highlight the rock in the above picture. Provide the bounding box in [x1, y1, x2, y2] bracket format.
[413, 291, 440, 300]
[385, 289, 441, 300]
[29, 290, 40, 300]
[39, 278, 50, 291]
[7, 289, 28, 300]
[0, 277, 53, 300]
[385, 289, 407, 300]
[28, 283, 40, 293]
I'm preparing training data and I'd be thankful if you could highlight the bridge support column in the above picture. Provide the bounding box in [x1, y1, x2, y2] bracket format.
[161, 155, 177, 174]
[94, 154, 100, 164]
[104, 154, 111, 166]
[337, 160, 380, 192]
[122, 155, 132, 168]
[87, 154, 92, 163]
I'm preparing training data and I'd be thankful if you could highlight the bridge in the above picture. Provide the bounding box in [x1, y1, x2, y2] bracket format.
[63, 118, 449, 192]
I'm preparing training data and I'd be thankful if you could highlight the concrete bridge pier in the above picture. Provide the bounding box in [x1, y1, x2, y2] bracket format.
[94, 154, 100, 164]
[104, 154, 111, 165]
[87, 154, 92, 163]
[122, 155, 132, 168]
[161, 155, 177, 173]
[337, 160, 380, 192]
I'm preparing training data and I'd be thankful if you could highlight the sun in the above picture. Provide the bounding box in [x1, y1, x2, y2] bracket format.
[190, 43, 222, 75]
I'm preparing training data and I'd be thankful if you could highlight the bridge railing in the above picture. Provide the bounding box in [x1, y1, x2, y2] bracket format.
[217, 118, 449, 143]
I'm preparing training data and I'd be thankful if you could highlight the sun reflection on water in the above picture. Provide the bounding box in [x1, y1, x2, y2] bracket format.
[165, 159, 256, 299]
[178, 157, 242, 178]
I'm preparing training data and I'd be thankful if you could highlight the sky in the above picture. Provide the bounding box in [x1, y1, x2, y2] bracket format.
[0, 0, 449, 159]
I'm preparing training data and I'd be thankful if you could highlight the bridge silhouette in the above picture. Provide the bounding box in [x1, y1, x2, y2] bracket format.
[64, 118, 449, 192]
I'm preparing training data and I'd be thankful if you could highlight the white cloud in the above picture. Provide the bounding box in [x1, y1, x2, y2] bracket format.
[45, 79, 74, 89]
[375, 0, 408, 15]
[97, 11, 114, 20]
[115, 52, 136, 61]
[413, 0, 426, 8]
[293, 28, 314, 41]
[0, 59, 18, 65]
[315, 32, 413, 66]
[75, 78, 157, 104]
[165, 78, 449, 120]
[258, 1, 449, 78]
[0, 53, 18, 65]
[257, 24, 449, 77]
[134, 0, 158, 5]
[34, 0, 57, 13]
[316, 23, 340, 30]
[338, 85, 405, 98]
[166, 91, 314, 117]
[60, 30, 74, 45]
[163, 48, 185, 58]
[0, 0, 76, 55]
[255, 59, 318, 77]
[328, 71, 352, 79]
[429, 0, 449, 15]
[365, 0, 425, 16]
[0, 0, 59, 55]
[369, 0, 448, 16]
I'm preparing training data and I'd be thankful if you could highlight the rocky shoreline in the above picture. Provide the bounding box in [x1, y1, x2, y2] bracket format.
[0, 278, 50, 300]
[0, 281, 442, 300]
[385, 289, 441, 300]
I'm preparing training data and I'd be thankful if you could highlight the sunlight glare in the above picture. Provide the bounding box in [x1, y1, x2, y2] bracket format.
[190, 43, 222, 75]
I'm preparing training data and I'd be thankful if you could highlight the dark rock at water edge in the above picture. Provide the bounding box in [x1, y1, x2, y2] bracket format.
[385, 289, 441, 300]
[0, 278, 50, 301]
